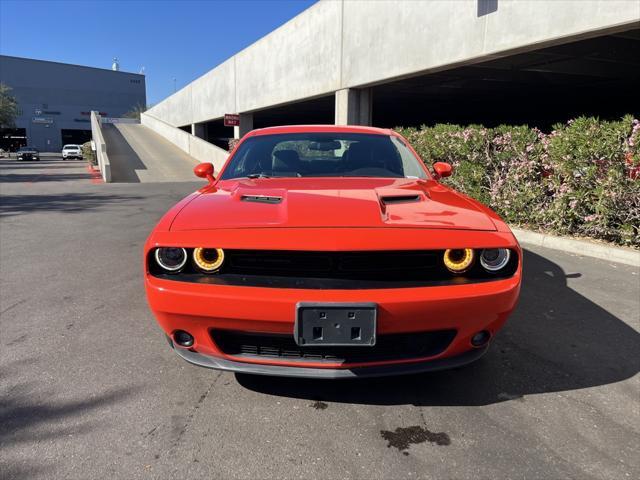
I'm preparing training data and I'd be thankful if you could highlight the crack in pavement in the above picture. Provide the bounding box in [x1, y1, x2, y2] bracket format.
[162, 371, 223, 460]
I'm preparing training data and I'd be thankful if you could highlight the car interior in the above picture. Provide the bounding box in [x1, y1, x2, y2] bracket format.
[223, 134, 425, 179]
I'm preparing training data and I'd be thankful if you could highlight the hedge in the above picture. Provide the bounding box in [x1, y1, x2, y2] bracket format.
[396, 116, 640, 248]
[82, 141, 96, 166]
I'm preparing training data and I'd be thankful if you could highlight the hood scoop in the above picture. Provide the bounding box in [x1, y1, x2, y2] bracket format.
[380, 194, 422, 205]
[241, 195, 283, 204]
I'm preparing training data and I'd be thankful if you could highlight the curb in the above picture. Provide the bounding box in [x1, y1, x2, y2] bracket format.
[511, 227, 640, 267]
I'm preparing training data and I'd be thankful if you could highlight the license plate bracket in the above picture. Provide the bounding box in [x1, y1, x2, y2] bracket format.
[294, 302, 377, 347]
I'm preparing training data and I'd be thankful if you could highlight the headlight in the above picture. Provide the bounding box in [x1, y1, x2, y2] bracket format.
[480, 248, 511, 272]
[154, 247, 187, 272]
[193, 247, 224, 272]
[443, 248, 474, 273]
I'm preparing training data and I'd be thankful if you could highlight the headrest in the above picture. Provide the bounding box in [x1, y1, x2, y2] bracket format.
[273, 149, 300, 170]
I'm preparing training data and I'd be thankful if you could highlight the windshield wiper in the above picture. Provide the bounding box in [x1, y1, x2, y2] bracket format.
[247, 173, 271, 179]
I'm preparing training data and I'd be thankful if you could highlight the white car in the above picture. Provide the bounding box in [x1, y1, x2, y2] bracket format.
[62, 144, 83, 160]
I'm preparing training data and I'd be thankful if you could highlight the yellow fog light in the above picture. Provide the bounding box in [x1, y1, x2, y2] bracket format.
[193, 248, 225, 273]
[443, 248, 474, 273]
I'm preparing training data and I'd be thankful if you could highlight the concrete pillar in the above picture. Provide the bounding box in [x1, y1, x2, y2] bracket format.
[191, 123, 206, 139]
[335, 88, 372, 126]
[234, 113, 254, 139]
[358, 88, 372, 126]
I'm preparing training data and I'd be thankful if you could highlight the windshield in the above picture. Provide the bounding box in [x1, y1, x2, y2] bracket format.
[19, 147, 36, 152]
[63, 145, 78, 149]
[220, 133, 428, 180]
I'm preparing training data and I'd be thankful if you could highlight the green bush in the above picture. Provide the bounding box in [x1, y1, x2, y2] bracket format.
[82, 141, 96, 166]
[397, 116, 640, 248]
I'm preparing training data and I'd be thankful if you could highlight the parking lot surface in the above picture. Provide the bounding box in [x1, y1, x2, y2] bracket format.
[1, 158, 639, 480]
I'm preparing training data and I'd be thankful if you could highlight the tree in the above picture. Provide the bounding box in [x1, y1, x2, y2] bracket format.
[0, 83, 19, 128]
[123, 102, 148, 120]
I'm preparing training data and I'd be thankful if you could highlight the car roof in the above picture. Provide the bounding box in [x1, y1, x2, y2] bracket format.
[246, 124, 395, 137]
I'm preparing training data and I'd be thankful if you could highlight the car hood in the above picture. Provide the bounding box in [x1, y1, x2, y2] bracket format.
[170, 178, 496, 231]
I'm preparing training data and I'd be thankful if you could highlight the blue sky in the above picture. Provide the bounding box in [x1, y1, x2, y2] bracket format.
[0, 0, 317, 105]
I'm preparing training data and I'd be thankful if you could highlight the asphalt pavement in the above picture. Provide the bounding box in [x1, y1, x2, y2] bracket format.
[1, 157, 639, 480]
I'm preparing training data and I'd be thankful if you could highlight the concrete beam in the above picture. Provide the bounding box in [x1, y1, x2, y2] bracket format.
[335, 88, 372, 126]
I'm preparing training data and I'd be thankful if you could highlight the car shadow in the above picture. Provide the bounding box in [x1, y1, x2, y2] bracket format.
[236, 249, 640, 406]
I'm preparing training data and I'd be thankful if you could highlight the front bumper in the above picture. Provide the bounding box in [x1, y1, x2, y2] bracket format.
[146, 269, 521, 376]
[171, 339, 489, 378]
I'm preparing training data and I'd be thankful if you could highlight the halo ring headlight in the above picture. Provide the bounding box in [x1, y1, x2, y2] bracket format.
[155, 247, 187, 272]
[443, 248, 474, 273]
[480, 248, 511, 272]
[193, 247, 225, 273]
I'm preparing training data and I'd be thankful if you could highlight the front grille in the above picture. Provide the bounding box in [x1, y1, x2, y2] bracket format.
[225, 250, 440, 281]
[211, 329, 456, 364]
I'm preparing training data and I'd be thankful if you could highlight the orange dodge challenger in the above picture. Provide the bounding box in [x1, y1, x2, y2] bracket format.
[144, 125, 521, 378]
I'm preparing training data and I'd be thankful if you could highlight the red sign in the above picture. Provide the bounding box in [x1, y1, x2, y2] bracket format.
[224, 114, 240, 127]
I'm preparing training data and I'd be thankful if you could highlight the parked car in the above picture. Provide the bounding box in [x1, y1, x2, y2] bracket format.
[17, 146, 40, 161]
[62, 144, 83, 160]
[0, 148, 6, 158]
[144, 125, 522, 378]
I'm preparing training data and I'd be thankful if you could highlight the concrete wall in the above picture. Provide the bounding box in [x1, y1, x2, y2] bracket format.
[140, 112, 229, 171]
[234, 1, 342, 113]
[146, 0, 640, 127]
[91, 111, 110, 182]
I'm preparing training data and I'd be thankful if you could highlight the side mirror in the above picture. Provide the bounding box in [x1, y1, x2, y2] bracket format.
[433, 162, 453, 180]
[194, 162, 215, 185]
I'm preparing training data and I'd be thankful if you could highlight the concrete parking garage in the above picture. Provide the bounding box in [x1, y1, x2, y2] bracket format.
[140, 0, 640, 163]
